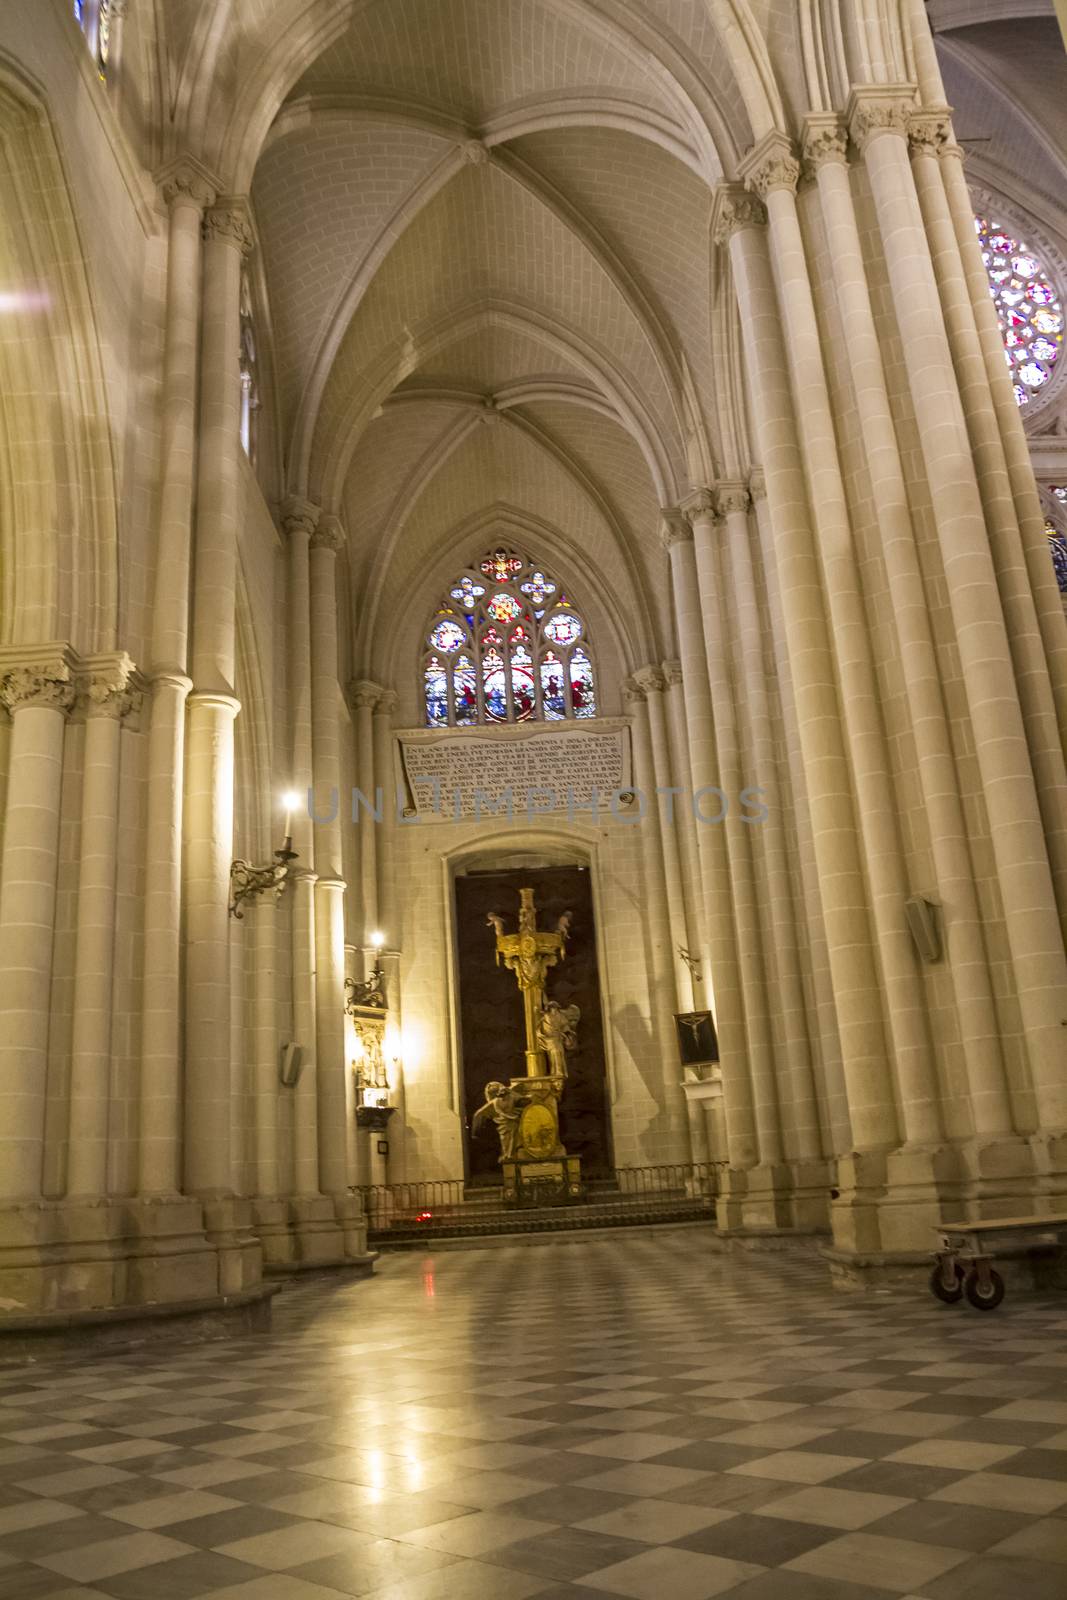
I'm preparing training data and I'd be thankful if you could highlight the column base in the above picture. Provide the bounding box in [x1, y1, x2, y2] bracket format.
[0, 1196, 262, 1323]
[826, 1134, 1067, 1282]
[255, 1193, 375, 1273]
[716, 1160, 833, 1233]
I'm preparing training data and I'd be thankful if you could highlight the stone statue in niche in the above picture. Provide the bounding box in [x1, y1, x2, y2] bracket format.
[471, 1080, 524, 1160]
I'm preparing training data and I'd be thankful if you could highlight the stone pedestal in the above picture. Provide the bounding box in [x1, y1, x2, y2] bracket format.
[501, 1155, 583, 1206]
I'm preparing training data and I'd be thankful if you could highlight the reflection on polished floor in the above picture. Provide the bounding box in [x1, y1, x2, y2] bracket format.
[1, 1230, 1067, 1600]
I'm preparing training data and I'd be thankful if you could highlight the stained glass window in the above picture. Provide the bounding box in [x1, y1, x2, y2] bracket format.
[422, 548, 596, 726]
[977, 214, 1063, 407]
[96, 0, 112, 74]
[239, 272, 259, 460]
[1046, 523, 1067, 596]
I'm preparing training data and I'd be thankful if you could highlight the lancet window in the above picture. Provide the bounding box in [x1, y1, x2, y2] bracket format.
[977, 213, 1063, 406]
[239, 271, 259, 461]
[423, 549, 596, 727]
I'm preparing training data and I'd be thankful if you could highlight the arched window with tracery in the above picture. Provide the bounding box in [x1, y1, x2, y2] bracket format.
[73, 0, 116, 80]
[423, 548, 596, 727]
[977, 213, 1063, 407]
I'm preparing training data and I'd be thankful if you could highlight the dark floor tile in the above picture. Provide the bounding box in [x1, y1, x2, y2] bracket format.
[903, 1393, 1004, 1416]
[829, 1460, 965, 1498]
[662, 1475, 802, 1513]
[0, 1564, 88, 1599]
[943, 1417, 1064, 1447]
[792, 1432, 903, 1460]
[863, 1497, 1035, 1551]
[508, 1486, 632, 1523]
[212, 1468, 315, 1502]
[986, 1448, 1067, 1482]
[157, 1503, 298, 1549]
[925, 1554, 1067, 1600]
[674, 1511, 837, 1565]
[653, 1441, 767, 1471]
[728, 1570, 898, 1600]
[88, 1549, 267, 1599]
[488, 1524, 641, 1580]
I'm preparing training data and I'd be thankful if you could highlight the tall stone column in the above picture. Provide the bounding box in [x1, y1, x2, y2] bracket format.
[749, 475, 849, 1156]
[67, 657, 137, 1197]
[184, 199, 252, 1202]
[139, 158, 214, 1197]
[373, 690, 399, 947]
[687, 489, 783, 1175]
[714, 185, 901, 1212]
[635, 667, 693, 1010]
[349, 680, 380, 945]
[803, 114, 1013, 1144]
[662, 661, 710, 986]
[309, 517, 366, 1265]
[0, 655, 75, 1201]
[281, 500, 321, 1202]
[737, 138, 942, 1163]
[720, 483, 823, 1166]
[662, 513, 757, 1180]
[906, 110, 1067, 934]
[850, 94, 1067, 1136]
[623, 676, 690, 1161]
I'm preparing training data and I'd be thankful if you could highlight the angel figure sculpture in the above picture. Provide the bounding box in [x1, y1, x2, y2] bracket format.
[471, 1079, 524, 1160]
[536, 999, 581, 1081]
[556, 910, 573, 943]
[486, 911, 505, 939]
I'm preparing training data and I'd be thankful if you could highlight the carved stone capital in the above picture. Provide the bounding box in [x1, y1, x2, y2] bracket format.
[801, 114, 848, 178]
[681, 487, 719, 526]
[740, 132, 800, 201]
[846, 87, 916, 154]
[155, 155, 217, 211]
[633, 665, 666, 696]
[907, 108, 953, 161]
[348, 679, 381, 712]
[716, 481, 751, 518]
[748, 469, 767, 504]
[660, 508, 692, 550]
[310, 515, 345, 554]
[711, 182, 767, 247]
[81, 652, 140, 720]
[374, 688, 399, 718]
[0, 662, 75, 716]
[662, 659, 683, 687]
[622, 676, 645, 706]
[280, 496, 320, 541]
[203, 200, 254, 255]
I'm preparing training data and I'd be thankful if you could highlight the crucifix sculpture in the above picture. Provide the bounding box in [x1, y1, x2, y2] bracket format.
[476, 887, 583, 1200]
[487, 887, 571, 1077]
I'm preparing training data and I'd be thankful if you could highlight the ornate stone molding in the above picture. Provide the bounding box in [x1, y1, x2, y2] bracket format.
[633, 665, 666, 696]
[739, 131, 800, 201]
[348, 679, 382, 712]
[846, 86, 916, 154]
[280, 496, 320, 541]
[374, 688, 399, 718]
[711, 182, 767, 247]
[681, 487, 719, 526]
[81, 652, 141, 721]
[748, 469, 767, 504]
[462, 139, 491, 166]
[203, 200, 254, 255]
[622, 676, 645, 706]
[716, 482, 751, 518]
[310, 515, 345, 554]
[662, 660, 683, 687]
[155, 154, 217, 211]
[0, 662, 76, 716]
[907, 108, 954, 162]
[801, 114, 848, 178]
[660, 508, 692, 549]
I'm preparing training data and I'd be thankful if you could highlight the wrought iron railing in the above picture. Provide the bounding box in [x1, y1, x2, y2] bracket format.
[358, 1162, 724, 1242]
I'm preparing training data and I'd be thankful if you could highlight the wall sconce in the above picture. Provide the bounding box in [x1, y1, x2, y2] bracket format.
[345, 929, 387, 1010]
[229, 791, 299, 919]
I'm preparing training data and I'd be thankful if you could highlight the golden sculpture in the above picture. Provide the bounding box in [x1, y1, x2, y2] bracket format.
[476, 887, 583, 1200]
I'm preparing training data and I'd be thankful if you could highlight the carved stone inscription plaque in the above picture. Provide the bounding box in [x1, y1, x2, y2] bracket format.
[398, 722, 630, 821]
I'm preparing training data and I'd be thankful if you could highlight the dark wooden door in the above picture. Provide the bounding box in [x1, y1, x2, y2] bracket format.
[454, 865, 612, 1181]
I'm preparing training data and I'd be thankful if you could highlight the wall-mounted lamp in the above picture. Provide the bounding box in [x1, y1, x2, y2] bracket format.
[229, 791, 300, 919]
[345, 929, 387, 1010]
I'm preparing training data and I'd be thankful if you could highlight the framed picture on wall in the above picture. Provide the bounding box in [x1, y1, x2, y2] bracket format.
[674, 1010, 719, 1066]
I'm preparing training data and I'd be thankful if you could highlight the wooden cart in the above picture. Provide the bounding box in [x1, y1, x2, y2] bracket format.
[930, 1214, 1067, 1309]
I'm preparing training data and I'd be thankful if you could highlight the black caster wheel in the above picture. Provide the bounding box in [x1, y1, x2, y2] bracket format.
[964, 1267, 1005, 1310]
[929, 1261, 964, 1304]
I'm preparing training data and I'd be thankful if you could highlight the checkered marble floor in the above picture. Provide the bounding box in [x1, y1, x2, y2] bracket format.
[1, 1231, 1067, 1600]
